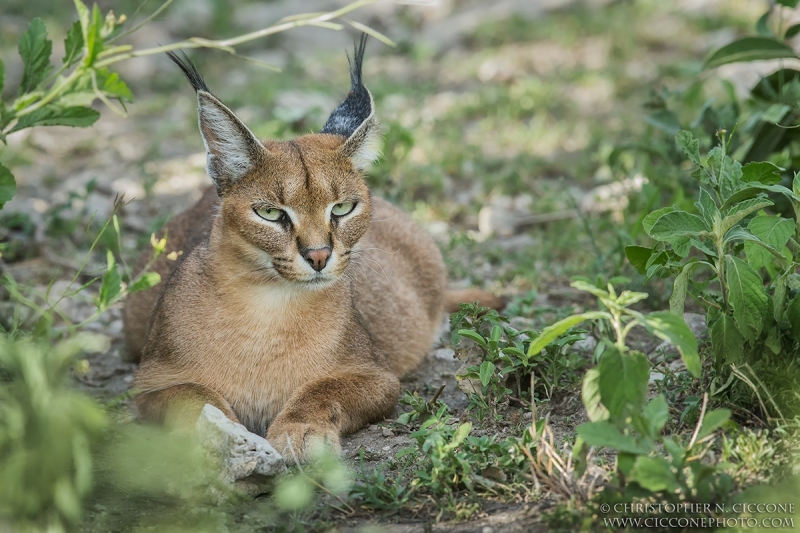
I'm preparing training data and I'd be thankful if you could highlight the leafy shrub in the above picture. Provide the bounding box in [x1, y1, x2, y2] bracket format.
[528, 281, 734, 509]
[450, 303, 585, 420]
[628, 130, 800, 408]
[0, 335, 108, 531]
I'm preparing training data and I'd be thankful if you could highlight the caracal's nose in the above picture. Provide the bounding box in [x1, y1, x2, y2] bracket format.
[303, 247, 331, 272]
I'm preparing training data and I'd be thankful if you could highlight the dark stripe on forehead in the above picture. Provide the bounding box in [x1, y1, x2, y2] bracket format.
[289, 140, 312, 190]
[273, 181, 285, 205]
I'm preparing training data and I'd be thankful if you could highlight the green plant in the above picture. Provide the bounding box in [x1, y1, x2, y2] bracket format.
[349, 455, 415, 514]
[2, 202, 163, 338]
[389, 402, 532, 517]
[528, 281, 734, 510]
[0, 334, 107, 532]
[628, 131, 800, 397]
[395, 387, 446, 426]
[450, 303, 585, 420]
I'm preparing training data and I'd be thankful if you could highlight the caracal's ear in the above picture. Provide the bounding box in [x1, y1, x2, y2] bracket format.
[320, 34, 381, 171]
[166, 51, 267, 195]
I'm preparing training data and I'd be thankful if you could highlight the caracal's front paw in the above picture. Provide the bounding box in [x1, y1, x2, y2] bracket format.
[266, 418, 341, 462]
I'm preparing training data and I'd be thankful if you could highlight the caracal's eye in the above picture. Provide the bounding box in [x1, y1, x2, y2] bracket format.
[332, 201, 356, 217]
[255, 207, 286, 222]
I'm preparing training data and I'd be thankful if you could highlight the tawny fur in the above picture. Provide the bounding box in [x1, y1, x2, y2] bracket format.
[125, 46, 501, 461]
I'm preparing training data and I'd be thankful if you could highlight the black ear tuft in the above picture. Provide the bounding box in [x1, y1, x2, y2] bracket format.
[166, 50, 211, 94]
[320, 34, 373, 138]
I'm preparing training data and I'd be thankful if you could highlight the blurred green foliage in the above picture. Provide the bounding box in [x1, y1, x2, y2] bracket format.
[0, 335, 108, 532]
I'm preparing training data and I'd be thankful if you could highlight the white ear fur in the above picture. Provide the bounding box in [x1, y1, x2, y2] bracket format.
[346, 119, 383, 171]
[197, 91, 264, 191]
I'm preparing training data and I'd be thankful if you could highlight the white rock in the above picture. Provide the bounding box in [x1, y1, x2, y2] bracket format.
[432, 347, 456, 361]
[195, 404, 286, 495]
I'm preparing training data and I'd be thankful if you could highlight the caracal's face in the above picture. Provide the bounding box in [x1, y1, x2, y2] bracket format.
[220, 134, 372, 289]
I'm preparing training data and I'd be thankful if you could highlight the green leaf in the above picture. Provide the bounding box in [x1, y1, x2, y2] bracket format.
[676, 130, 701, 166]
[63, 20, 84, 66]
[127, 272, 161, 294]
[722, 184, 799, 210]
[648, 210, 710, 242]
[10, 105, 100, 133]
[94, 68, 133, 102]
[617, 452, 636, 477]
[643, 311, 701, 377]
[0, 58, 4, 94]
[582, 368, 609, 422]
[711, 315, 744, 368]
[642, 395, 669, 438]
[629, 456, 680, 493]
[774, 271, 789, 324]
[598, 349, 649, 420]
[625, 245, 654, 275]
[765, 325, 781, 355]
[662, 437, 686, 468]
[745, 215, 794, 269]
[87, 4, 104, 65]
[787, 23, 800, 39]
[478, 361, 495, 387]
[720, 197, 774, 236]
[777, 0, 800, 8]
[669, 263, 692, 317]
[695, 188, 719, 229]
[18, 18, 53, 93]
[741, 161, 783, 185]
[761, 103, 791, 124]
[725, 256, 769, 343]
[696, 409, 731, 441]
[456, 329, 488, 348]
[98, 250, 121, 307]
[0, 162, 16, 207]
[444, 422, 472, 452]
[787, 294, 800, 342]
[726, 228, 786, 266]
[577, 421, 648, 455]
[75, 0, 102, 66]
[645, 110, 681, 135]
[705, 37, 798, 69]
[756, 10, 772, 37]
[793, 174, 799, 197]
[642, 206, 677, 235]
[75, 0, 90, 48]
[526, 311, 608, 356]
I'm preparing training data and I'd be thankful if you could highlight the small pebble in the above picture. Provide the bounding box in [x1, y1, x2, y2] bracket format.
[381, 427, 393, 437]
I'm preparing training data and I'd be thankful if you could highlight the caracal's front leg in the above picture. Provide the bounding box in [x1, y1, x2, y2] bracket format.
[266, 367, 400, 461]
[135, 383, 239, 430]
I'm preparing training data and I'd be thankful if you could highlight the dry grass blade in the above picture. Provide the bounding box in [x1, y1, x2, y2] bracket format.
[521, 418, 601, 503]
[344, 19, 398, 47]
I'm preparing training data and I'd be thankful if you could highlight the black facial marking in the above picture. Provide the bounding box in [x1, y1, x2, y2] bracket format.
[289, 141, 312, 190]
[320, 34, 372, 138]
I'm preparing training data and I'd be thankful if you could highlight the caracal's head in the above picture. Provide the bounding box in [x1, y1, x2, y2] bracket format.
[167, 35, 380, 288]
